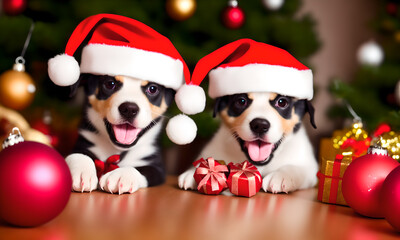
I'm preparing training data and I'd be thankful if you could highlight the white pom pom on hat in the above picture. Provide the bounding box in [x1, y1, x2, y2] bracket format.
[175, 84, 206, 115]
[166, 114, 197, 145]
[48, 54, 80, 87]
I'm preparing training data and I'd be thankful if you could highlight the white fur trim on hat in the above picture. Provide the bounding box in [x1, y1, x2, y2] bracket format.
[80, 44, 185, 90]
[175, 84, 206, 115]
[209, 63, 313, 100]
[166, 114, 197, 145]
[48, 54, 80, 86]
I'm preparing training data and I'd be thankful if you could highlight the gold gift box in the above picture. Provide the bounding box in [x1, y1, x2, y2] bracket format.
[317, 138, 354, 206]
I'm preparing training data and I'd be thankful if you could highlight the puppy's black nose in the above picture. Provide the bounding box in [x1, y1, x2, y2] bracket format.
[250, 118, 270, 135]
[119, 102, 139, 121]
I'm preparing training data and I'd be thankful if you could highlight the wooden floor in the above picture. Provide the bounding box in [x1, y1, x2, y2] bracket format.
[0, 176, 398, 240]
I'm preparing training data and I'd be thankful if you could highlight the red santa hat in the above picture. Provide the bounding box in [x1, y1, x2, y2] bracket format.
[48, 13, 197, 145]
[167, 38, 313, 144]
[48, 13, 190, 90]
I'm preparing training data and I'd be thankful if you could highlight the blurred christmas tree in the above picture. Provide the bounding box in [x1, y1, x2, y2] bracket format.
[0, 0, 320, 152]
[329, 0, 400, 131]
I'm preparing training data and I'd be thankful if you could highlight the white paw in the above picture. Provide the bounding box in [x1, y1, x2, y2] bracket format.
[178, 167, 197, 190]
[99, 167, 147, 194]
[262, 169, 299, 194]
[65, 153, 98, 192]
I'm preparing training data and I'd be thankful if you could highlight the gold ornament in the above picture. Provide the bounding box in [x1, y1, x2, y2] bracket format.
[332, 121, 369, 149]
[395, 31, 400, 43]
[0, 59, 36, 110]
[166, 0, 196, 21]
[0, 105, 50, 149]
[373, 131, 400, 160]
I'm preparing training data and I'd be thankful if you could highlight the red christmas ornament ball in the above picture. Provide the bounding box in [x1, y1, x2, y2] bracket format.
[381, 165, 400, 231]
[342, 148, 399, 218]
[0, 141, 72, 227]
[2, 0, 27, 16]
[386, 3, 397, 16]
[221, 5, 245, 29]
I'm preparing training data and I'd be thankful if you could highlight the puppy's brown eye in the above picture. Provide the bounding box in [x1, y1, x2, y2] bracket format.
[276, 98, 289, 109]
[104, 80, 116, 90]
[235, 97, 248, 108]
[146, 84, 159, 96]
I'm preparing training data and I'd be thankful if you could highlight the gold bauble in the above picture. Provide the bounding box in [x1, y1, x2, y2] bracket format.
[166, 0, 196, 21]
[0, 63, 36, 110]
[395, 31, 400, 43]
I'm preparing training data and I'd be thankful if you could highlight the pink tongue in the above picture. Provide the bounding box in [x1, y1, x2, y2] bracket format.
[247, 141, 273, 162]
[113, 124, 141, 145]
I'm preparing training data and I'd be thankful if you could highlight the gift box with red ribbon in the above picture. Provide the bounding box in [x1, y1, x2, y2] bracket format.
[317, 151, 353, 206]
[227, 160, 262, 197]
[193, 157, 229, 195]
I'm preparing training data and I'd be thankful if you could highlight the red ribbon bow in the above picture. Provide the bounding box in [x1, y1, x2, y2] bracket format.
[230, 161, 262, 197]
[193, 158, 228, 192]
[94, 155, 120, 179]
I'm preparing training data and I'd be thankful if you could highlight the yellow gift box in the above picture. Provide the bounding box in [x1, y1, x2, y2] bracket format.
[317, 138, 354, 206]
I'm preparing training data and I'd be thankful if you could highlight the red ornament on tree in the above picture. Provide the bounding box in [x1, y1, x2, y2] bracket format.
[386, 2, 397, 16]
[342, 145, 399, 218]
[221, 0, 245, 29]
[0, 128, 72, 227]
[381, 165, 400, 231]
[2, 0, 27, 16]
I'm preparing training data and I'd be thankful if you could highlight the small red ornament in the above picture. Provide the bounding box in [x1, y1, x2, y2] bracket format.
[386, 3, 397, 16]
[193, 157, 228, 195]
[0, 128, 72, 227]
[227, 161, 262, 197]
[221, 0, 245, 29]
[381, 165, 400, 231]
[2, 0, 27, 16]
[342, 146, 399, 218]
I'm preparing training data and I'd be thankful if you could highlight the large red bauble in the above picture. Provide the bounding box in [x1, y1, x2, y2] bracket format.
[381, 165, 400, 231]
[342, 151, 399, 218]
[2, 0, 27, 16]
[0, 141, 72, 227]
[221, 6, 245, 29]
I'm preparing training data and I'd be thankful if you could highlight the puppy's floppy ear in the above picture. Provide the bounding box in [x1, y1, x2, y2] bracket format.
[213, 96, 229, 118]
[306, 100, 317, 129]
[164, 88, 176, 107]
[69, 73, 97, 97]
[69, 77, 82, 97]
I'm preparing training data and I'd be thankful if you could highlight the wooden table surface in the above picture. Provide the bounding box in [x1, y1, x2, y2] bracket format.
[0, 176, 399, 240]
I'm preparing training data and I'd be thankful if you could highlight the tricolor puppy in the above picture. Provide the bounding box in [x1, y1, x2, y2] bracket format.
[176, 39, 319, 193]
[48, 14, 190, 194]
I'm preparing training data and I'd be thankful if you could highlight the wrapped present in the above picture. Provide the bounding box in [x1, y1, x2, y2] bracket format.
[193, 157, 228, 195]
[317, 152, 353, 205]
[227, 161, 262, 197]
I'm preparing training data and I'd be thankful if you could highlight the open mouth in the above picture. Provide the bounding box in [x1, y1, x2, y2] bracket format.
[104, 117, 162, 148]
[105, 120, 142, 148]
[238, 137, 283, 166]
[112, 123, 141, 145]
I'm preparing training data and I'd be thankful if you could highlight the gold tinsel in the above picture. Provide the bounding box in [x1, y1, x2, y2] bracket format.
[372, 131, 400, 160]
[332, 121, 369, 149]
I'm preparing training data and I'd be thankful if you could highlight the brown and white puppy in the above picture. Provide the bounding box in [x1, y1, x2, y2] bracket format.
[179, 91, 318, 193]
[67, 73, 175, 194]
